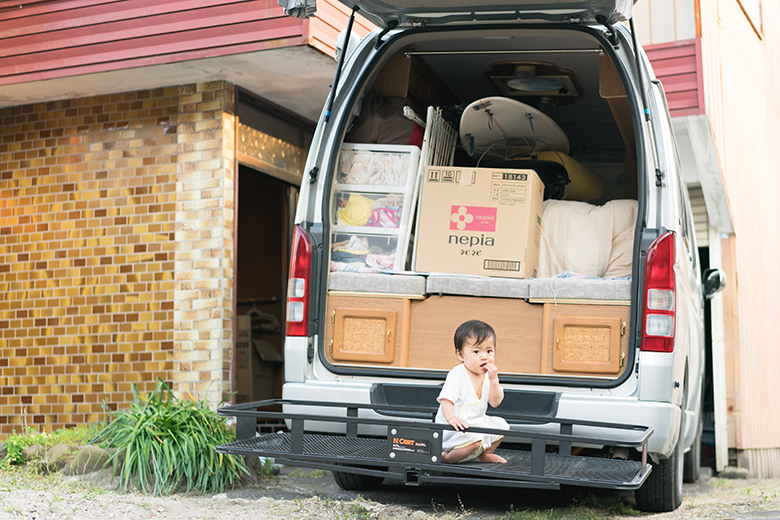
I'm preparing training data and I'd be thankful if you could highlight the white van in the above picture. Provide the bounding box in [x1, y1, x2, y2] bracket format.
[219, 0, 726, 513]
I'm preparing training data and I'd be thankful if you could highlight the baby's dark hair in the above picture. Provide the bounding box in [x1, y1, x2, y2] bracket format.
[454, 320, 496, 352]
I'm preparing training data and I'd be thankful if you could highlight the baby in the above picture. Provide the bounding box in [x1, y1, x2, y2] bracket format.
[435, 320, 509, 464]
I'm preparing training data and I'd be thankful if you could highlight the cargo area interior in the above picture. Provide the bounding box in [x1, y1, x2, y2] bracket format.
[324, 27, 640, 380]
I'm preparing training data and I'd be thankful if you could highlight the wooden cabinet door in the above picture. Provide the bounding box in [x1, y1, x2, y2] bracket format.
[331, 307, 397, 364]
[552, 316, 622, 374]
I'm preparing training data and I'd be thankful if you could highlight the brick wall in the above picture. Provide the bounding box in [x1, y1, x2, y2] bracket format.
[173, 82, 235, 406]
[0, 82, 236, 437]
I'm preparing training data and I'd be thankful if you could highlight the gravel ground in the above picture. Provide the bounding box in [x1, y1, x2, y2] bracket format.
[1, 464, 780, 520]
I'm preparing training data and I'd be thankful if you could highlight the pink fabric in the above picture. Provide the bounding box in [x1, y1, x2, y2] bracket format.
[366, 207, 401, 228]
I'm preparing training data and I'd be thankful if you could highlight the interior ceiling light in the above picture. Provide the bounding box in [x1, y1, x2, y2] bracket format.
[486, 61, 582, 104]
[507, 65, 564, 91]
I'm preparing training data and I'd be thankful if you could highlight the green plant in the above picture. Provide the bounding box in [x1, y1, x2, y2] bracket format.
[342, 500, 371, 520]
[248, 456, 279, 480]
[1, 428, 41, 466]
[89, 378, 248, 496]
[1, 424, 102, 468]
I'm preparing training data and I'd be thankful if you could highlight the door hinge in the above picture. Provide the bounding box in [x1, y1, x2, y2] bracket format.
[331, 310, 335, 325]
[620, 320, 626, 337]
[329, 339, 333, 356]
[620, 352, 626, 369]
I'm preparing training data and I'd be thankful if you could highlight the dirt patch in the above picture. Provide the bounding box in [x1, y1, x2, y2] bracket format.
[2, 464, 780, 519]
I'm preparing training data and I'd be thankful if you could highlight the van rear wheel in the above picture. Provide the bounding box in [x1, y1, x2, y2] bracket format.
[635, 420, 684, 512]
[332, 470, 384, 491]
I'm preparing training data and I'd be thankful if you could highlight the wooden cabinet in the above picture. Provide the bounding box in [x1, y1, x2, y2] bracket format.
[324, 294, 630, 378]
[325, 295, 410, 366]
[371, 46, 457, 108]
[541, 303, 630, 377]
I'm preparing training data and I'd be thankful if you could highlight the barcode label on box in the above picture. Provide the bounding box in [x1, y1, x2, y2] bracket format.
[483, 259, 521, 271]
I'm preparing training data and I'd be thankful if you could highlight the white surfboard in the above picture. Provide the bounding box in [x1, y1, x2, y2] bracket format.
[459, 97, 570, 155]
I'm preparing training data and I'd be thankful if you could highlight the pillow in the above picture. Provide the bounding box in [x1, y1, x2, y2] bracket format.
[537, 200, 614, 278]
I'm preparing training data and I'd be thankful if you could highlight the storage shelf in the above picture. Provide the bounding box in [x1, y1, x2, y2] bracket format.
[331, 144, 421, 272]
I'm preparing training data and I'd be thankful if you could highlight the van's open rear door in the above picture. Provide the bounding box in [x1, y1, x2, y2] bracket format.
[320, 0, 636, 28]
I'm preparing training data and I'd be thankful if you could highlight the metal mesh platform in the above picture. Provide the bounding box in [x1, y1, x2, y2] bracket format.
[219, 431, 646, 487]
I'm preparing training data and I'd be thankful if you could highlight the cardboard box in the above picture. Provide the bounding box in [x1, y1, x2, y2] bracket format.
[414, 167, 543, 278]
[235, 315, 283, 404]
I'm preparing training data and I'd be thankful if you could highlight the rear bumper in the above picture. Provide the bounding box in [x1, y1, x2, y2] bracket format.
[283, 381, 681, 458]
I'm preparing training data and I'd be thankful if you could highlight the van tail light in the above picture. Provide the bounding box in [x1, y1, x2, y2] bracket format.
[286, 225, 312, 337]
[641, 231, 676, 352]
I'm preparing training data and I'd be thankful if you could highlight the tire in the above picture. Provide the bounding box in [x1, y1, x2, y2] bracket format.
[332, 470, 384, 491]
[635, 419, 684, 512]
[683, 412, 702, 483]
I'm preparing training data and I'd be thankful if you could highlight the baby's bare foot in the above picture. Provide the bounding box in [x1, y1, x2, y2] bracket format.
[478, 452, 507, 463]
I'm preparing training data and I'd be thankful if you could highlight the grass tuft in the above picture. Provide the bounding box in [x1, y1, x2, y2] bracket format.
[89, 378, 248, 496]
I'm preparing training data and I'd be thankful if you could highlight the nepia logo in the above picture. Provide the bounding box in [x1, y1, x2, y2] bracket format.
[449, 206, 497, 232]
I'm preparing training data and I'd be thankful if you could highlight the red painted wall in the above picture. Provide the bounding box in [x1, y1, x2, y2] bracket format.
[0, 0, 307, 85]
[646, 38, 705, 117]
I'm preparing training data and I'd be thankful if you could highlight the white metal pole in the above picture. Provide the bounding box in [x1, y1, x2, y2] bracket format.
[709, 226, 729, 471]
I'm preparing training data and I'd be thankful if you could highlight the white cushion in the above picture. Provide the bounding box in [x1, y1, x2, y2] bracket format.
[328, 272, 426, 295]
[530, 278, 632, 301]
[426, 275, 530, 299]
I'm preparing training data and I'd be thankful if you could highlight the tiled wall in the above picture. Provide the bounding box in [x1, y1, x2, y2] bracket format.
[0, 82, 235, 437]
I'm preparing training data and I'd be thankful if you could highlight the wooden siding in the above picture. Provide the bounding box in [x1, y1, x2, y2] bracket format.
[698, 0, 780, 457]
[0, 0, 307, 85]
[306, 0, 374, 58]
[633, 0, 698, 46]
[0, 0, 374, 87]
[646, 39, 705, 117]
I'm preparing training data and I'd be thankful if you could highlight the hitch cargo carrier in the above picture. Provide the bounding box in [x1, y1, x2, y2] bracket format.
[217, 399, 653, 491]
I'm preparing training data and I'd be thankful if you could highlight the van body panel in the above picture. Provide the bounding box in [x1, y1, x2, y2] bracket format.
[284, 336, 309, 382]
[638, 351, 676, 403]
